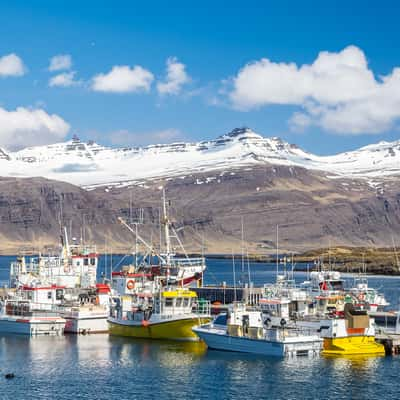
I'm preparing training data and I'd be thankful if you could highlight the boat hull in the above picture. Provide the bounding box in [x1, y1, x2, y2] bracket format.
[64, 315, 109, 334]
[0, 316, 65, 336]
[108, 317, 210, 341]
[322, 336, 385, 356]
[194, 328, 321, 357]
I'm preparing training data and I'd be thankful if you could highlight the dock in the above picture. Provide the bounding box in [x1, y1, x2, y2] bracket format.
[376, 333, 400, 355]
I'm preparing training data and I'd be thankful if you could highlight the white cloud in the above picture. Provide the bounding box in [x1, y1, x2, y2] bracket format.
[48, 54, 72, 71]
[49, 71, 81, 87]
[228, 45, 400, 134]
[157, 57, 190, 95]
[91, 65, 154, 93]
[0, 107, 70, 150]
[0, 54, 26, 77]
[109, 128, 183, 146]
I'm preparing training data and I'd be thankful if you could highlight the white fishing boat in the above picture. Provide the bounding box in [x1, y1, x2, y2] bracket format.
[62, 284, 110, 334]
[0, 286, 66, 335]
[349, 276, 389, 312]
[193, 303, 322, 357]
[9, 227, 98, 290]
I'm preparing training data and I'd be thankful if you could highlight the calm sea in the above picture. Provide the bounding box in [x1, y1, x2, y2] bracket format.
[0, 255, 399, 400]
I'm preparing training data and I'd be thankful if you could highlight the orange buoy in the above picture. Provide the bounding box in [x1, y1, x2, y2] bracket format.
[126, 280, 135, 290]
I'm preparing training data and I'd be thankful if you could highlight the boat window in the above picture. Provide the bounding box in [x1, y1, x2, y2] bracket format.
[90, 258, 96, 266]
[331, 281, 344, 290]
[47, 291, 52, 299]
[165, 298, 173, 307]
[183, 298, 190, 307]
[76, 261, 80, 266]
[214, 314, 227, 325]
[56, 289, 64, 300]
[84, 258, 89, 266]
[175, 298, 182, 307]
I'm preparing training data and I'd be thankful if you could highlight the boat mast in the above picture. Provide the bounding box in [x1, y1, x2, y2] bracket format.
[118, 217, 166, 264]
[276, 224, 279, 281]
[232, 250, 237, 303]
[241, 216, 245, 285]
[162, 189, 171, 265]
[64, 226, 71, 257]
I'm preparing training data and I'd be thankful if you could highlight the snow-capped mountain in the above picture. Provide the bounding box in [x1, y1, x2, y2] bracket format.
[1, 128, 400, 187]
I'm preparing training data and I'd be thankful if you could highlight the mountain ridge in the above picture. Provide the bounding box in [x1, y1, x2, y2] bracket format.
[0, 128, 400, 187]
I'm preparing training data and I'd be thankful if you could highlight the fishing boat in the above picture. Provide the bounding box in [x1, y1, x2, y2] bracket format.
[349, 276, 389, 312]
[108, 286, 211, 341]
[116, 189, 206, 289]
[0, 286, 66, 335]
[7, 232, 110, 335]
[320, 303, 384, 356]
[193, 303, 322, 357]
[62, 284, 110, 334]
[9, 227, 98, 289]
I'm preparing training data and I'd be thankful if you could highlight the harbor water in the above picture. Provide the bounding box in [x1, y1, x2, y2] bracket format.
[0, 255, 400, 400]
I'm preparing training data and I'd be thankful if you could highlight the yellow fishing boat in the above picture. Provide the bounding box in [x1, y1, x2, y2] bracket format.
[108, 288, 211, 341]
[321, 303, 385, 356]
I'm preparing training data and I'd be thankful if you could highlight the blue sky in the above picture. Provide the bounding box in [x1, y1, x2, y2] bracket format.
[0, 0, 400, 154]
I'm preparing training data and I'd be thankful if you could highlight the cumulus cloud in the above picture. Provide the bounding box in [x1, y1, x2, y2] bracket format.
[109, 128, 183, 146]
[49, 71, 81, 87]
[91, 65, 154, 93]
[229, 45, 400, 134]
[0, 107, 70, 150]
[48, 54, 72, 71]
[157, 57, 190, 95]
[0, 53, 26, 77]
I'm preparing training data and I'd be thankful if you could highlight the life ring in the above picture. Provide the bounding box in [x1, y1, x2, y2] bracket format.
[358, 293, 365, 301]
[280, 318, 287, 327]
[126, 280, 135, 290]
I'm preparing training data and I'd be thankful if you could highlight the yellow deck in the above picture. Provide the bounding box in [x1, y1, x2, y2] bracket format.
[322, 336, 385, 356]
[108, 317, 211, 341]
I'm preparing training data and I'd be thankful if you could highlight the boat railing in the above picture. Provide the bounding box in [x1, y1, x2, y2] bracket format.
[3, 301, 63, 317]
[265, 327, 319, 341]
[170, 257, 205, 267]
[193, 300, 211, 316]
[10, 257, 63, 275]
[69, 244, 97, 256]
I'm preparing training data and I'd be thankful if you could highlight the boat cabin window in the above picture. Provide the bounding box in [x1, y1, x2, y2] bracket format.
[214, 314, 227, 326]
[175, 298, 182, 307]
[183, 298, 190, 307]
[330, 281, 344, 290]
[56, 289, 64, 300]
[47, 291, 52, 300]
[76, 261, 80, 266]
[165, 298, 173, 307]
[84, 258, 89, 266]
[90, 258, 96, 266]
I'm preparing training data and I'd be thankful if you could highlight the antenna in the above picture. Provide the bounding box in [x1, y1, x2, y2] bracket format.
[392, 236, 400, 272]
[276, 224, 279, 281]
[246, 248, 251, 285]
[162, 188, 171, 265]
[241, 216, 245, 286]
[232, 250, 237, 303]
